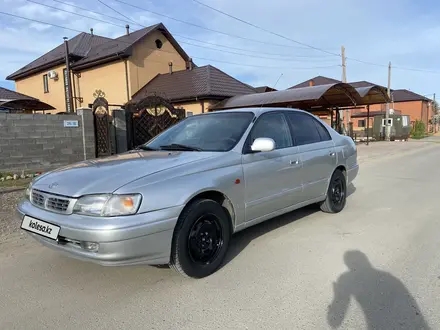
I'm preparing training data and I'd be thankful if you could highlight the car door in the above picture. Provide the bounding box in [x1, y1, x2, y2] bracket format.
[286, 112, 336, 202]
[242, 112, 302, 222]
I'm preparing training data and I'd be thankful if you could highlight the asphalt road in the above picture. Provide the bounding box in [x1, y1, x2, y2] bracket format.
[1, 142, 440, 330]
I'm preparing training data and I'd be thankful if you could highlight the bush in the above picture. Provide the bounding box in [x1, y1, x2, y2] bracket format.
[411, 120, 426, 139]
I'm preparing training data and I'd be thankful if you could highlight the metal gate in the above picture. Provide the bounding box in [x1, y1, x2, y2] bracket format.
[92, 97, 111, 157]
[126, 96, 185, 149]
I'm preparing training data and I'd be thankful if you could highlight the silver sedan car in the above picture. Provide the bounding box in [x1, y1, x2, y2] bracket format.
[18, 108, 358, 278]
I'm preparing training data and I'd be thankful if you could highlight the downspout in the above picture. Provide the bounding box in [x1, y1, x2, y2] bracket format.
[123, 58, 130, 102]
[201, 100, 205, 113]
[72, 73, 77, 111]
[63, 37, 74, 113]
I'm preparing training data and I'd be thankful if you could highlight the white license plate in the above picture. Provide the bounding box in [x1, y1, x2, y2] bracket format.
[21, 215, 60, 240]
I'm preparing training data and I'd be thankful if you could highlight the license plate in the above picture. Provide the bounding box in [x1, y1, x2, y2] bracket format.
[21, 215, 60, 240]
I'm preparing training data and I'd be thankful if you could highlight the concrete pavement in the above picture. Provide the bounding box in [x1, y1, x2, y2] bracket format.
[1, 142, 439, 329]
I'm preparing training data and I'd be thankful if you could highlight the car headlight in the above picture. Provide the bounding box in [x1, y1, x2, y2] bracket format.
[73, 194, 142, 217]
[25, 182, 32, 200]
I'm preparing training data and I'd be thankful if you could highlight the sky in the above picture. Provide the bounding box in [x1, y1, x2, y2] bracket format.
[0, 0, 439, 99]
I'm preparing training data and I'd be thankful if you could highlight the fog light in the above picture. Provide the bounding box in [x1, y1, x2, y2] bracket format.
[82, 241, 99, 252]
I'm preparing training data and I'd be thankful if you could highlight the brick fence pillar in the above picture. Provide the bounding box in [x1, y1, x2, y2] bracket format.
[76, 107, 95, 159]
[112, 108, 128, 153]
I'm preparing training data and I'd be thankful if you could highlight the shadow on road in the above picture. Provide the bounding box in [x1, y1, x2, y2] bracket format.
[222, 183, 356, 268]
[327, 250, 430, 330]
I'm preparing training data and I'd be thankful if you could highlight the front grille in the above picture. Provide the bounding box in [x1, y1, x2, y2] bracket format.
[47, 197, 70, 212]
[30, 189, 74, 214]
[31, 191, 45, 208]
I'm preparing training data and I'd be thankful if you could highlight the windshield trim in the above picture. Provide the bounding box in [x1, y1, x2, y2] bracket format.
[144, 111, 255, 152]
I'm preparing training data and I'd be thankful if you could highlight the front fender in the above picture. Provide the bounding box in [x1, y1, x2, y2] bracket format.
[116, 162, 246, 228]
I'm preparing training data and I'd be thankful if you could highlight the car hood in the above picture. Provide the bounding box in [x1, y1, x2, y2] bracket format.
[32, 151, 220, 197]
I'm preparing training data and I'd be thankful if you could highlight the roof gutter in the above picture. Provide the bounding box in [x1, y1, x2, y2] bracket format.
[6, 58, 66, 81]
[71, 52, 130, 72]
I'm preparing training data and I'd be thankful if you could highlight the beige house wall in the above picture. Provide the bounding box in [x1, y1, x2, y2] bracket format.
[174, 100, 221, 116]
[75, 60, 128, 108]
[15, 64, 69, 113]
[128, 30, 187, 97]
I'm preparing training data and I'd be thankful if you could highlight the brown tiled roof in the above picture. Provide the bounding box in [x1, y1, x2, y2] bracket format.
[289, 76, 341, 89]
[255, 86, 277, 93]
[7, 23, 190, 79]
[391, 89, 430, 102]
[131, 65, 256, 103]
[349, 80, 378, 88]
[6, 33, 111, 80]
[0, 87, 37, 101]
[0, 87, 54, 110]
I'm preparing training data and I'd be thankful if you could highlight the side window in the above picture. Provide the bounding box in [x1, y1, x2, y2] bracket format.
[286, 112, 323, 146]
[313, 119, 332, 141]
[249, 113, 292, 150]
[43, 74, 49, 93]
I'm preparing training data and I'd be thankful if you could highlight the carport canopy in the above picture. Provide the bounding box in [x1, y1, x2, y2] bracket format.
[210, 83, 390, 111]
[0, 99, 55, 111]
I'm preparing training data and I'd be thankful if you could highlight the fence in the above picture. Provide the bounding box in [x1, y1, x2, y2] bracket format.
[0, 108, 95, 173]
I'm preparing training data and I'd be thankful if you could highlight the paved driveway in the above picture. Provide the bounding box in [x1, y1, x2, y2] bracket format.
[1, 141, 439, 329]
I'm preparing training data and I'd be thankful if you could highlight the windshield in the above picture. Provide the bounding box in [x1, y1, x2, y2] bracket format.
[144, 112, 254, 152]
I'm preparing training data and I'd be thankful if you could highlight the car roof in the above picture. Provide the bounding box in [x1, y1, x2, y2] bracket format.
[208, 107, 308, 116]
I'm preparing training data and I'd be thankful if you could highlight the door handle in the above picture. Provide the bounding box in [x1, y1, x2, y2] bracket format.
[290, 160, 299, 165]
[329, 152, 335, 157]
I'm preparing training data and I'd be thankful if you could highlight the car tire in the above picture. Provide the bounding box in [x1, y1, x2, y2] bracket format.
[320, 169, 347, 213]
[170, 199, 231, 278]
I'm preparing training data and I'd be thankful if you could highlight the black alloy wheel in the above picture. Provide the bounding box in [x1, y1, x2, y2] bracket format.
[320, 169, 347, 213]
[170, 199, 231, 278]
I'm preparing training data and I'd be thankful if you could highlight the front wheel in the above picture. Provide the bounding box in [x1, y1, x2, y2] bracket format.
[170, 199, 231, 278]
[320, 169, 347, 213]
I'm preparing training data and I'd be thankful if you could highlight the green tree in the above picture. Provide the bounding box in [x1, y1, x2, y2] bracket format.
[410, 120, 426, 139]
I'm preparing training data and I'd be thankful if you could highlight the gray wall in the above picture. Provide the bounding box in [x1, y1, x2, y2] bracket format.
[0, 109, 95, 173]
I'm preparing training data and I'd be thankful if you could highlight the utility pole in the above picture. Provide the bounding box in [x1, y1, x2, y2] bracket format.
[341, 45, 348, 134]
[63, 37, 73, 113]
[385, 61, 391, 141]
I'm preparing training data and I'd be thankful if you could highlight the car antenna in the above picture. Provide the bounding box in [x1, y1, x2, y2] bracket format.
[260, 73, 283, 108]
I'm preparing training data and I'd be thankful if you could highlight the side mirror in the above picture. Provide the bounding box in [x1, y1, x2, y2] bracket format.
[250, 137, 275, 152]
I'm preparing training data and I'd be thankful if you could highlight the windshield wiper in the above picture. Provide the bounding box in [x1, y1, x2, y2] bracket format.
[135, 145, 158, 151]
[159, 143, 202, 151]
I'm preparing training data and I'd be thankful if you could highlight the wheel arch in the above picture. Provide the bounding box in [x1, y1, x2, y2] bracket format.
[181, 190, 236, 233]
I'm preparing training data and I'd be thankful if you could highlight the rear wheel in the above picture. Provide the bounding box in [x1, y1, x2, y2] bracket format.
[170, 199, 231, 278]
[320, 169, 346, 213]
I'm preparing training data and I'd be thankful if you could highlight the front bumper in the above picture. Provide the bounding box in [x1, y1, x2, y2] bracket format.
[16, 200, 184, 266]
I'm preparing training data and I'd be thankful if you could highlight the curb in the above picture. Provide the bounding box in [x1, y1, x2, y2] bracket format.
[0, 187, 25, 195]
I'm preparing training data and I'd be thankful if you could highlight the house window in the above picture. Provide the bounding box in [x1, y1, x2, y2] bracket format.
[155, 39, 163, 49]
[186, 111, 193, 117]
[358, 119, 366, 128]
[43, 74, 49, 93]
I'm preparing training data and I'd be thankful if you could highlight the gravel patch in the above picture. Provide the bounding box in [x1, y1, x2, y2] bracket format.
[0, 190, 26, 241]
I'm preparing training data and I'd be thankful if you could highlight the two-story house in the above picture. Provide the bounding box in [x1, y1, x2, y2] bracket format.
[7, 23, 256, 116]
[6, 23, 193, 113]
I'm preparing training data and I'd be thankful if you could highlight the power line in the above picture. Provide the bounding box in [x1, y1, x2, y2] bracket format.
[52, 0, 142, 26]
[50, 0, 333, 59]
[177, 40, 340, 63]
[96, 0, 138, 26]
[193, 57, 340, 70]
[192, 0, 340, 57]
[0, 10, 83, 33]
[35, 0, 336, 63]
[112, 0, 315, 50]
[26, 0, 125, 28]
[0, 11, 340, 71]
[173, 34, 334, 58]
